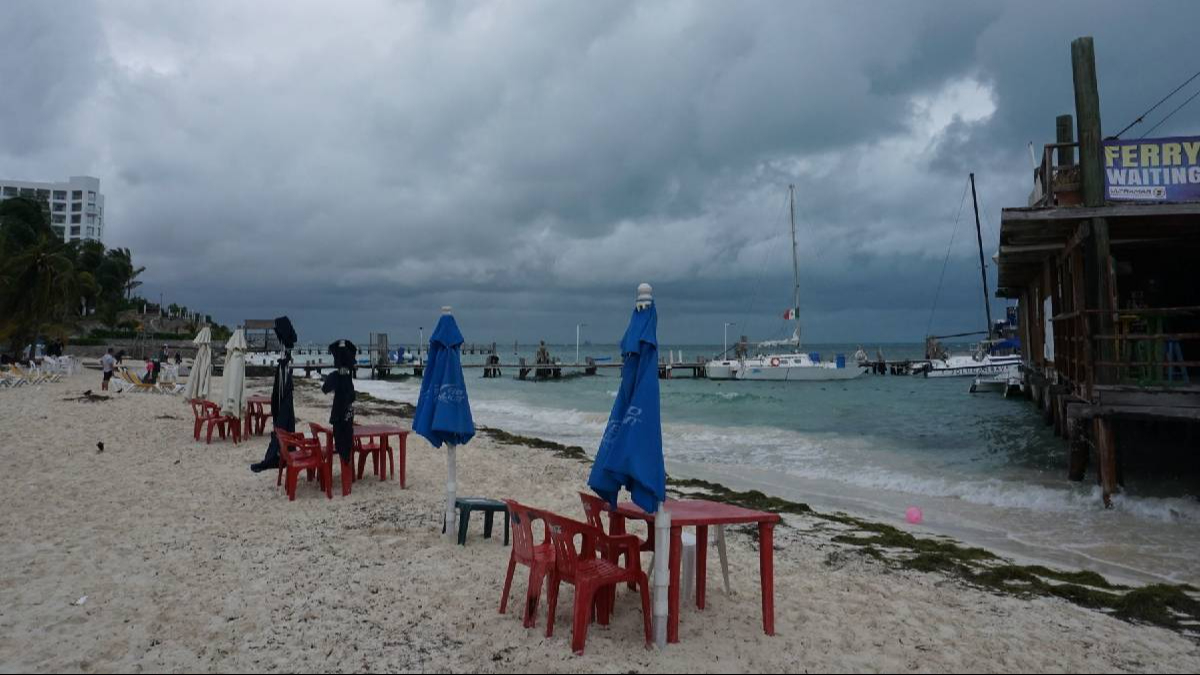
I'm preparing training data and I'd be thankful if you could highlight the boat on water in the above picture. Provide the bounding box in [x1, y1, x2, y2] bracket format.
[920, 173, 1022, 383]
[969, 369, 1024, 396]
[706, 185, 867, 382]
[919, 338, 1022, 379]
[245, 345, 335, 368]
[735, 351, 865, 381]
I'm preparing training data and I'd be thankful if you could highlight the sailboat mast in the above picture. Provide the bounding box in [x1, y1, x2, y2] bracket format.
[789, 184, 801, 345]
[969, 173, 994, 337]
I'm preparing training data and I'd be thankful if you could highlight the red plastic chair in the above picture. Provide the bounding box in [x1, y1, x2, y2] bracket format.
[189, 399, 215, 440]
[543, 512, 651, 655]
[499, 500, 555, 628]
[309, 422, 353, 497]
[354, 435, 390, 481]
[244, 400, 271, 437]
[274, 428, 332, 501]
[579, 492, 651, 587]
[190, 399, 239, 444]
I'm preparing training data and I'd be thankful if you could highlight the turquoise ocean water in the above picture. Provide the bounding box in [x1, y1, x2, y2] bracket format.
[356, 341, 1200, 584]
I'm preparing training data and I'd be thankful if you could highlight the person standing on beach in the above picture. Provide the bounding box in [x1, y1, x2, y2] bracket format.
[100, 348, 116, 391]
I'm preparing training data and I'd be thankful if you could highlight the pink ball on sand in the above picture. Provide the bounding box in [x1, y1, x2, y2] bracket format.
[905, 506, 924, 525]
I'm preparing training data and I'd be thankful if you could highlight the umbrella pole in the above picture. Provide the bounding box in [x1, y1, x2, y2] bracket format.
[653, 501, 670, 649]
[445, 444, 458, 542]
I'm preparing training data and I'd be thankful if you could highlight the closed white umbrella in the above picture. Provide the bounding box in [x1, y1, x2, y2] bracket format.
[220, 328, 247, 420]
[185, 326, 212, 401]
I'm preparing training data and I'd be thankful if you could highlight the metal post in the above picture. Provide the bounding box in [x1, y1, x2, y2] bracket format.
[654, 502, 670, 648]
[969, 173, 994, 336]
[576, 323, 587, 366]
[445, 444, 458, 541]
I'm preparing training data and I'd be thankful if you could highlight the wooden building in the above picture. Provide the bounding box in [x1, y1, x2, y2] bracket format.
[995, 37, 1200, 506]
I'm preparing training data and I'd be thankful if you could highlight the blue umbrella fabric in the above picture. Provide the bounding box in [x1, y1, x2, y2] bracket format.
[413, 311, 475, 541]
[588, 300, 666, 514]
[413, 313, 475, 447]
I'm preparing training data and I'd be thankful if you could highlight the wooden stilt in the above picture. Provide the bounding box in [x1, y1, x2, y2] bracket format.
[1094, 416, 1118, 507]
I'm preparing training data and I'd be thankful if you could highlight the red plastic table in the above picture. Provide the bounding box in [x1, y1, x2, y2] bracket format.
[244, 395, 272, 437]
[310, 423, 410, 488]
[610, 499, 781, 643]
[353, 424, 410, 487]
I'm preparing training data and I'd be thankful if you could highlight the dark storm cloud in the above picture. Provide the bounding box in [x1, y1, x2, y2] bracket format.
[2, 0, 1198, 347]
[0, 3, 104, 156]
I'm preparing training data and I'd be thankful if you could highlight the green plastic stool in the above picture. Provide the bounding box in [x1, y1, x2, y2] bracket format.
[442, 497, 510, 546]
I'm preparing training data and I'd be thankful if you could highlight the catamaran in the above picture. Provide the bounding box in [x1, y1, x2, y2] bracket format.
[706, 185, 867, 382]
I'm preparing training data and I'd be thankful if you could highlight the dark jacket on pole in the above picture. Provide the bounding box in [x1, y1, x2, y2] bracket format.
[324, 340, 358, 464]
[251, 316, 298, 473]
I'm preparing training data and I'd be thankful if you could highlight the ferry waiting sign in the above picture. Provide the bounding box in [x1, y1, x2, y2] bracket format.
[1103, 136, 1200, 201]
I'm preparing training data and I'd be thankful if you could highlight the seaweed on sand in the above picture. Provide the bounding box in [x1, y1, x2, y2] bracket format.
[667, 476, 1200, 633]
[476, 426, 590, 462]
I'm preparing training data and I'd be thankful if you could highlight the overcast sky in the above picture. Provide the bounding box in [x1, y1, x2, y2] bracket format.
[3, 1, 1198, 348]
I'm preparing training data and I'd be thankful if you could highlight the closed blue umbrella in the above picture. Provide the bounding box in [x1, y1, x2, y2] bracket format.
[588, 283, 669, 648]
[588, 286, 666, 514]
[413, 307, 475, 540]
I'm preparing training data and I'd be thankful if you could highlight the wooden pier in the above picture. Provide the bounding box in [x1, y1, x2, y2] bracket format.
[994, 37, 1200, 507]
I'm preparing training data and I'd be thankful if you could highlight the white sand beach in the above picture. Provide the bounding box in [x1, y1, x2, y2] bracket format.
[1, 373, 1198, 673]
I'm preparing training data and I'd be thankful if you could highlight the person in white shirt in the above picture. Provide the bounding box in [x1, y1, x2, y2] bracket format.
[100, 348, 116, 391]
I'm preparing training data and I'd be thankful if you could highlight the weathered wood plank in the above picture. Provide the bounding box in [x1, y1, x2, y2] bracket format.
[1094, 416, 1118, 507]
[1002, 201, 1200, 222]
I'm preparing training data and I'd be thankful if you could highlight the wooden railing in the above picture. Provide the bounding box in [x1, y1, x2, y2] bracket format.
[1088, 307, 1198, 389]
[1051, 306, 1198, 398]
[1030, 142, 1082, 208]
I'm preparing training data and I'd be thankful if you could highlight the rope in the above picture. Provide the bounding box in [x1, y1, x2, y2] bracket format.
[926, 177, 971, 337]
[1111, 68, 1200, 139]
[737, 189, 791, 343]
[1140, 86, 1200, 139]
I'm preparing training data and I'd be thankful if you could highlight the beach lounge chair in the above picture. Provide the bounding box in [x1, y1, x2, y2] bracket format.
[39, 357, 65, 382]
[112, 369, 158, 393]
[500, 500, 555, 629]
[275, 428, 332, 501]
[2, 367, 27, 387]
[29, 364, 50, 383]
[542, 511, 652, 656]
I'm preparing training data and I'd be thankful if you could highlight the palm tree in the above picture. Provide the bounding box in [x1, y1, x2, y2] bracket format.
[108, 248, 146, 300]
[0, 233, 80, 353]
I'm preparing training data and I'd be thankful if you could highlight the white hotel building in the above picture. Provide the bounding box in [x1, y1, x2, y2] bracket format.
[0, 175, 105, 243]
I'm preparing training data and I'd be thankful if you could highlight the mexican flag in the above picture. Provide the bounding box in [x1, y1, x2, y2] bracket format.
[782, 307, 798, 320]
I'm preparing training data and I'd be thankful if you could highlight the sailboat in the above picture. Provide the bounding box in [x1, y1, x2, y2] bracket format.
[917, 173, 1021, 381]
[706, 185, 867, 382]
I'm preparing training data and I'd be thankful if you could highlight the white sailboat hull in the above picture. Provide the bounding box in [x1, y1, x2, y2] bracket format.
[733, 354, 867, 381]
[705, 360, 738, 380]
[922, 355, 1021, 379]
[970, 371, 1023, 394]
[737, 364, 868, 381]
